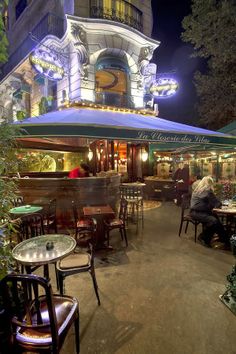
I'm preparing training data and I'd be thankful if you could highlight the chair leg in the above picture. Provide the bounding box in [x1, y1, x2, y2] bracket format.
[178, 220, 183, 236]
[55, 263, 59, 290]
[107, 230, 110, 246]
[123, 227, 128, 247]
[89, 266, 101, 305]
[185, 221, 189, 234]
[194, 223, 198, 243]
[58, 273, 64, 295]
[74, 311, 80, 354]
[120, 228, 124, 241]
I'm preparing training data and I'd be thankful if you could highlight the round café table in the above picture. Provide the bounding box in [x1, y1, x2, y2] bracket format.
[12, 234, 76, 279]
[9, 205, 43, 216]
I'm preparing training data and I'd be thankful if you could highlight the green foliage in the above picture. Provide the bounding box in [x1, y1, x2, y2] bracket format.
[0, 122, 20, 279]
[0, 222, 18, 282]
[16, 110, 26, 120]
[0, 0, 8, 65]
[39, 96, 54, 115]
[181, 0, 236, 130]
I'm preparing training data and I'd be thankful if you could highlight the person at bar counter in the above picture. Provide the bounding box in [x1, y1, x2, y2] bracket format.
[190, 176, 228, 248]
[173, 163, 190, 205]
[68, 163, 90, 178]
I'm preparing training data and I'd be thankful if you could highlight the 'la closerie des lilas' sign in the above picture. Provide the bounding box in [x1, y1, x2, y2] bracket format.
[29, 48, 64, 81]
[136, 130, 210, 144]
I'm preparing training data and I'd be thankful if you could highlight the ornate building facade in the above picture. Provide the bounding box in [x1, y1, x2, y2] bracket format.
[0, 0, 160, 122]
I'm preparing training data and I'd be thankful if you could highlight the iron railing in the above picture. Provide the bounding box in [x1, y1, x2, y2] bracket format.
[90, 0, 143, 32]
[95, 91, 134, 108]
[0, 13, 65, 81]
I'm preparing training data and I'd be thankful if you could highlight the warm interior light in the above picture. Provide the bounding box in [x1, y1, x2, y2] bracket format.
[88, 149, 93, 161]
[141, 149, 148, 162]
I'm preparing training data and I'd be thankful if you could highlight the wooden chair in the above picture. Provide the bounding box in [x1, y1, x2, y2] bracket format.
[1, 273, 80, 353]
[19, 212, 45, 241]
[11, 196, 24, 207]
[119, 185, 144, 228]
[56, 228, 100, 305]
[18, 213, 52, 277]
[178, 193, 201, 243]
[104, 198, 128, 247]
[43, 198, 57, 233]
[72, 200, 97, 237]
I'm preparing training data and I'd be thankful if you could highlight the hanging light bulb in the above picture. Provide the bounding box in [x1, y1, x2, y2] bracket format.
[88, 149, 93, 161]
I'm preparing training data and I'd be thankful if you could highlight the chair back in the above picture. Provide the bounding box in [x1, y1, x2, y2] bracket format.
[46, 198, 57, 222]
[1, 273, 59, 350]
[75, 228, 96, 249]
[11, 196, 24, 207]
[119, 198, 128, 222]
[180, 193, 191, 217]
[19, 213, 44, 241]
[72, 200, 79, 225]
[120, 185, 143, 201]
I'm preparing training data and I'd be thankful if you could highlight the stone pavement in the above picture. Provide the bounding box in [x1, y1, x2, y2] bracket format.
[55, 201, 236, 354]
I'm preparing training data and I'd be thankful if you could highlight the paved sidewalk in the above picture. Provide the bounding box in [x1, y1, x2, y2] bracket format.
[58, 202, 236, 354]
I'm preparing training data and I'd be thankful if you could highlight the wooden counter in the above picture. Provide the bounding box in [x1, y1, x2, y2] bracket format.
[144, 177, 175, 201]
[16, 175, 121, 228]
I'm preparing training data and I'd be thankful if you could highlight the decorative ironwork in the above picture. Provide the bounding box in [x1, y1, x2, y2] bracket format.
[90, 0, 143, 32]
[220, 235, 236, 315]
[0, 13, 65, 81]
[95, 91, 135, 108]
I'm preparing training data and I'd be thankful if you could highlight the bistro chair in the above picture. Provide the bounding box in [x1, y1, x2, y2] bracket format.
[19, 212, 45, 241]
[43, 198, 57, 233]
[72, 200, 97, 237]
[178, 193, 201, 243]
[119, 184, 144, 228]
[11, 196, 24, 207]
[17, 213, 46, 275]
[1, 273, 80, 353]
[104, 198, 128, 247]
[56, 228, 100, 305]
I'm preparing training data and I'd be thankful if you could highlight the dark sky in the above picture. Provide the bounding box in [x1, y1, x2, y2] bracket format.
[151, 0, 202, 126]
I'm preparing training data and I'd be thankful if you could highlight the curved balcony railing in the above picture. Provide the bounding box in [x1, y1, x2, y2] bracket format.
[95, 91, 135, 108]
[90, 0, 143, 32]
[0, 13, 65, 81]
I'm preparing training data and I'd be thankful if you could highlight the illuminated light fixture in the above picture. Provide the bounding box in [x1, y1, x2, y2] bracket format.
[141, 148, 148, 162]
[88, 149, 93, 161]
[150, 77, 179, 99]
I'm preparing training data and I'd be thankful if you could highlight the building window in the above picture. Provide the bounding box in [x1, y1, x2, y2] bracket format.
[15, 0, 27, 20]
[90, 0, 143, 32]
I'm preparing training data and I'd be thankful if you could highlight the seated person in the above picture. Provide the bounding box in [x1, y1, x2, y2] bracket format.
[68, 163, 90, 178]
[190, 175, 202, 193]
[190, 175, 228, 247]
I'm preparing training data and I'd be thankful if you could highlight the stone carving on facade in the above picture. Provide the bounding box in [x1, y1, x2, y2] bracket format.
[70, 23, 89, 81]
[138, 46, 156, 89]
[0, 77, 29, 123]
[0, 84, 15, 122]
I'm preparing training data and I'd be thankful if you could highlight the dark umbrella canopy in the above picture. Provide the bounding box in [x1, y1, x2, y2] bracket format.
[14, 107, 236, 147]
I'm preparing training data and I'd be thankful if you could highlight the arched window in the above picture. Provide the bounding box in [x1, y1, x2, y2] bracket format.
[95, 56, 130, 108]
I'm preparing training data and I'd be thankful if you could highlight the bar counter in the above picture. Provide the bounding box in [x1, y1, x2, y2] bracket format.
[144, 176, 175, 201]
[16, 174, 121, 228]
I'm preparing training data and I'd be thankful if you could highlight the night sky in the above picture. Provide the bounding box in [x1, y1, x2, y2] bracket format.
[151, 0, 203, 126]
